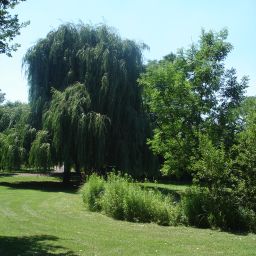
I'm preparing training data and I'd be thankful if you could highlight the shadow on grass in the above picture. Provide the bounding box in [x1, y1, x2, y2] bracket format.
[0, 173, 16, 177]
[0, 235, 78, 256]
[0, 180, 79, 194]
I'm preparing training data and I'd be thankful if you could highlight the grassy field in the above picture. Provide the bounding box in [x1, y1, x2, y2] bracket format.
[0, 174, 256, 256]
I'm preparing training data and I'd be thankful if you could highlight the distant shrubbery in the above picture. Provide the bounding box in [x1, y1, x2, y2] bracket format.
[81, 173, 179, 226]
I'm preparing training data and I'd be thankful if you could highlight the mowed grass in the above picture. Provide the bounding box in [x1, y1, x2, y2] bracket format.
[0, 175, 256, 256]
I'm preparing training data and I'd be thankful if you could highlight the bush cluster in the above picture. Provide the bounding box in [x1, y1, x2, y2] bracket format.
[81, 173, 178, 226]
[82, 172, 256, 232]
[182, 186, 256, 232]
[81, 173, 105, 212]
[182, 133, 256, 233]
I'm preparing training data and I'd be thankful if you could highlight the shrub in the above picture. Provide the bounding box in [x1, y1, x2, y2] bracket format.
[181, 186, 211, 228]
[100, 173, 128, 220]
[150, 193, 177, 226]
[82, 173, 256, 231]
[188, 134, 256, 232]
[81, 173, 105, 212]
[182, 186, 256, 232]
[83, 172, 178, 226]
[122, 185, 176, 225]
[122, 184, 152, 222]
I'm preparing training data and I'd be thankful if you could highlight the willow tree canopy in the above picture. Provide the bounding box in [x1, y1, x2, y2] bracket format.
[23, 23, 156, 177]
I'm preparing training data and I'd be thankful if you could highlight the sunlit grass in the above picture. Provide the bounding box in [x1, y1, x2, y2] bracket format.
[0, 174, 255, 255]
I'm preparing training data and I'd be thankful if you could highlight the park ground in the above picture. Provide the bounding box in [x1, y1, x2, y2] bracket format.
[0, 174, 256, 256]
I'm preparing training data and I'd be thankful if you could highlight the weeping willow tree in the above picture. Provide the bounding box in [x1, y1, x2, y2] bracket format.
[29, 130, 51, 171]
[0, 102, 32, 170]
[23, 23, 156, 179]
[0, 130, 25, 170]
[44, 83, 110, 182]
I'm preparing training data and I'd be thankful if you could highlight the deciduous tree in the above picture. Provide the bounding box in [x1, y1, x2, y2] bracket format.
[139, 29, 248, 178]
[0, 0, 29, 56]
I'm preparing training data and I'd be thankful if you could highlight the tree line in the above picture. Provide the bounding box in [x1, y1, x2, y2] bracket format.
[0, 24, 255, 188]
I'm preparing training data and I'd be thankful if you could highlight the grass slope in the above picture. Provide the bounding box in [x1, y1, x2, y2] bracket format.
[0, 174, 255, 256]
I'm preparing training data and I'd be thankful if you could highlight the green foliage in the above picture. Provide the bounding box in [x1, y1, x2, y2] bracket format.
[81, 173, 105, 212]
[0, 89, 5, 104]
[181, 187, 212, 228]
[0, 102, 30, 132]
[121, 184, 177, 225]
[44, 83, 110, 173]
[0, 0, 29, 56]
[24, 23, 156, 178]
[188, 130, 256, 232]
[0, 102, 31, 170]
[139, 29, 248, 178]
[238, 96, 256, 124]
[231, 103, 256, 212]
[205, 68, 248, 152]
[82, 173, 177, 226]
[182, 187, 256, 232]
[0, 130, 25, 170]
[192, 134, 232, 191]
[29, 130, 51, 171]
[139, 59, 196, 177]
[100, 173, 128, 220]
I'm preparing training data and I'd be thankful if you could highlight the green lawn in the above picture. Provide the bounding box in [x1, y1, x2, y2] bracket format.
[0, 174, 255, 256]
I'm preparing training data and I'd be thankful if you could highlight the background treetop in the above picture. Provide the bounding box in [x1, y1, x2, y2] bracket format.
[0, 89, 5, 104]
[0, 0, 29, 56]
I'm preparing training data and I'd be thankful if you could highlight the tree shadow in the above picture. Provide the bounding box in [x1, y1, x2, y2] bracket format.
[0, 235, 78, 256]
[224, 229, 250, 236]
[0, 173, 16, 177]
[0, 181, 79, 194]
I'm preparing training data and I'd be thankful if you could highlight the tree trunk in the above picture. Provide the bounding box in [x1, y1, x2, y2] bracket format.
[75, 162, 83, 182]
[63, 162, 71, 184]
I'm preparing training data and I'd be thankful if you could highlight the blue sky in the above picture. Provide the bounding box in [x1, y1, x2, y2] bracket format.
[0, 0, 255, 102]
